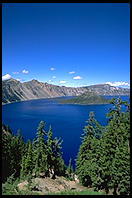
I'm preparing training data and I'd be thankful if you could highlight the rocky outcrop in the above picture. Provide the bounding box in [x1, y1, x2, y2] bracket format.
[17, 181, 29, 191]
[17, 175, 87, 195]
[2, 78, 130, 104]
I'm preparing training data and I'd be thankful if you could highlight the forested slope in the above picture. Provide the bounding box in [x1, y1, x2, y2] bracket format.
[2, 98, 130, 195]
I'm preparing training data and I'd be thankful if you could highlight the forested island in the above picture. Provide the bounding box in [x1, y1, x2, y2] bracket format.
[2, 98, 130, 195]
[57, 90, 109, 104]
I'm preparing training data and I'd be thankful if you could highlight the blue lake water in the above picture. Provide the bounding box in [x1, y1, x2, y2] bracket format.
[2, 95, 129, 168]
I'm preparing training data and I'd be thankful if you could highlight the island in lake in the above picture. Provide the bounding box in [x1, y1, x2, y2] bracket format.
[57, 90, 109, 104]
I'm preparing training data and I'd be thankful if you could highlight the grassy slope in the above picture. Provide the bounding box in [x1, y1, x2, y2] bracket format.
[46, 189, 106, 195]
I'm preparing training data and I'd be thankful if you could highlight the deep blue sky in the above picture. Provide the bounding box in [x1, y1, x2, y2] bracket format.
[2, 3, 130, 87]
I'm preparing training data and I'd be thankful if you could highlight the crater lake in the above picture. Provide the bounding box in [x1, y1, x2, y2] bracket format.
[2, 95, 129, 168]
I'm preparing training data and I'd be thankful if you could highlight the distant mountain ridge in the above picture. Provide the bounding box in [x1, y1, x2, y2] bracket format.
[2, 78, 130, 104]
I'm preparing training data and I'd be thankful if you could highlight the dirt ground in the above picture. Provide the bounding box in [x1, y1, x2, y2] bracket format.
[17, 175, 90, 195]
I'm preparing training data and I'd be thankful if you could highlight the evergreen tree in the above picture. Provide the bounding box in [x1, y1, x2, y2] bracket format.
[34, 153, 40, 177]
[20, 155, 26, 179]
[53, 137, 65, 176]
[32, 138, 37, 175]
[2, 126, 13, 181]
[35, 121, 48, 176]
[55, 156, 66, 176]
[66, 158, 74, 180]
[24, 140, 33, 175]
[47, 125, 55, 177]
[9, 130, 25, 178]
[76, 98, 130, 194]
[76, 111, 103, 187]
[16, 129, 26, 176]
[99, 98, 130, 194]
[2, 120, 66, 185]
[82, 111, 103, 139]
[2, 124, 25, 181]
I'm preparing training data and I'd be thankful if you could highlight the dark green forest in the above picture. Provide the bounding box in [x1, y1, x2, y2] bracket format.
[2, 98, 130, 195]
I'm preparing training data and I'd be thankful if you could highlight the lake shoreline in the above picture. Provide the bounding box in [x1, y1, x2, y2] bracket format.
[2, 94, 129, 106]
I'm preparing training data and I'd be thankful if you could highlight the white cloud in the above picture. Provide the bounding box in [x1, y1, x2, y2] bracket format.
[48, 80, 53, 83]
[16, 78, 21, 81]
[12, 71, 19, 74]
[2, 74, 11, 81]
[50, 67, 55, 71]
[60, 80, 66, 84]
[73, 76, 82, 80]
[52, 76, 56, 79]
[22, 69, 29, 74]
[106, 81, 130, 87]
[69, 71, 75, 74]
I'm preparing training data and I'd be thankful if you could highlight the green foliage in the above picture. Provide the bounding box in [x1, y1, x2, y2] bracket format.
[76, 111, 103, 187]
[35, 121, 49, 175]
[31, 138, 38, 174]
[55, 156, 66, 176]
[99, 98, 130, 194]
[24, 140, 33, 175]
[2, 174, 20, 195]
[82, 111, 103, 138]
[20, 121, 66, 178]
[46, 126, 66, 177]
[2, 174, 40, 195]
[76, 98, 130, 195]
[2, 119, 66, 188]
[20, 156, 26, 179]
[57, 91, 109, 104]
[66, 158, 74, 180]
[2, 124, 26, 182]
[46, 189, 106, 195]
[47, 125, 55, 174]
[2, 126, 13, 181]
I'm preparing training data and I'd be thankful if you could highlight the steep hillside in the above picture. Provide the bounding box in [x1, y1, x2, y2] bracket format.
[86, 84, 130, 96]
[2, 78, 130, 104]
[2, 79, 87, 104]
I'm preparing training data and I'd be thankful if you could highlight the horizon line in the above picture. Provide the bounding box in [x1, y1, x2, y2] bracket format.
[2, 78, 130, 89]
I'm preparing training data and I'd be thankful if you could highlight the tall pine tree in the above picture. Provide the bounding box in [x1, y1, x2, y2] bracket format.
[76, 111, 103, 187]
[35, 121, 48, 176]
[99, 98, 130, 194]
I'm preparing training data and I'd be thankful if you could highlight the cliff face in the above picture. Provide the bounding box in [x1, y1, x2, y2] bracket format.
[2, 78, 130, 104]
[86, 84, 130, 96]
[2, 79, 87, 104]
